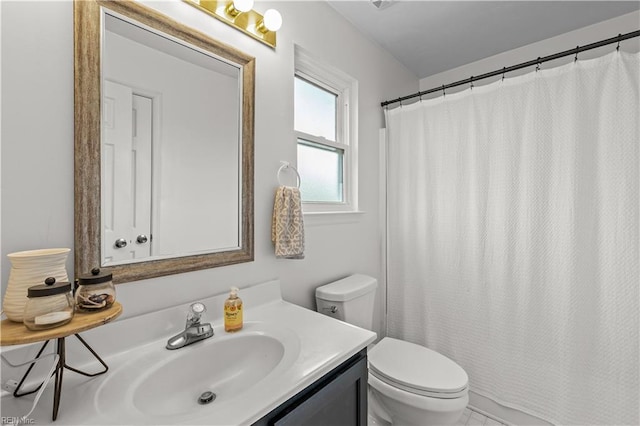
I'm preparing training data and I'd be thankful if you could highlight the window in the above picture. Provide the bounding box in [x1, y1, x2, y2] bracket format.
[298, 139, 343, 202]
[294, 46, 358, 213]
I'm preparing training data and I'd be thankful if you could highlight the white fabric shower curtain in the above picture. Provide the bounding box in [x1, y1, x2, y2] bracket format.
[385, 51, 639, 425]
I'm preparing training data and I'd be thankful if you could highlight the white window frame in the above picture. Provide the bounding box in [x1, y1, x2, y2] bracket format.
[294, 45, 358, 214]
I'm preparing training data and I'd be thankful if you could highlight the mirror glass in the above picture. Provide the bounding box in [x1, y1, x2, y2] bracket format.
[102, 12, 241, 265]
[74, 0, 254, 284]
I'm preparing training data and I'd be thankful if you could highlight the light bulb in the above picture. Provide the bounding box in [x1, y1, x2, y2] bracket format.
[263, 9, 282, 32]
[232, 0, 253, 13]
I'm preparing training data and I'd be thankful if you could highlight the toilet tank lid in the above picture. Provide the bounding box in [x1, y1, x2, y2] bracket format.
[315, 274, 377, 302]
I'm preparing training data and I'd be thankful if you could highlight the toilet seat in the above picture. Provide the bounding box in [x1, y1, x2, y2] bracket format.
[368, 337, 468, 399]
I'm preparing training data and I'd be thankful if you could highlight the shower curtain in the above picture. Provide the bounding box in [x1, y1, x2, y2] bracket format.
[385, 51, 639, 425]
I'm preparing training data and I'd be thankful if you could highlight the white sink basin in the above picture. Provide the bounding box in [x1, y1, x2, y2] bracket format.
[134, 334, 284, 416]
[94, 322, 300, 423]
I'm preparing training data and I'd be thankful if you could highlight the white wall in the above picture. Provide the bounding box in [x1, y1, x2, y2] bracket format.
[0, 0, 417, 341]
[419, 11, 640, 97]
[0, 1, 3, 293]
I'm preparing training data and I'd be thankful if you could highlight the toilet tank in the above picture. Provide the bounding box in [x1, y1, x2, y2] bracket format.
[315, 274, 378, 331]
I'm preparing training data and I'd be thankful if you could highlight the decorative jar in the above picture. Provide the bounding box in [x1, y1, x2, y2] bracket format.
[75, 268, 116, 312]
[23, 277, 74, 331]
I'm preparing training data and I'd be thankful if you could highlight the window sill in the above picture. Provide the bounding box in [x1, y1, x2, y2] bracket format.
[302, 210, 365, 226]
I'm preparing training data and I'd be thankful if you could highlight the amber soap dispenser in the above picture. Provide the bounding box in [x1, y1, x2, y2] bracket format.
[224, 287, 243, 332]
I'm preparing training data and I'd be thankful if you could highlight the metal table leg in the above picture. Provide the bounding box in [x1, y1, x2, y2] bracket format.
[52, 338, 65, 420]
[13, 340, 51, 398]
[64, 334, 108, 377]
[12, 333, 109, 421]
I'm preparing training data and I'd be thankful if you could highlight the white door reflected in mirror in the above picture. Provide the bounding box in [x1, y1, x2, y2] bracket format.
[103, 81, 152, 263]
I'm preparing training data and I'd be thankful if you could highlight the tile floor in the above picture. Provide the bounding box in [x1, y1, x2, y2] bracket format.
[457, 407, 508, 426]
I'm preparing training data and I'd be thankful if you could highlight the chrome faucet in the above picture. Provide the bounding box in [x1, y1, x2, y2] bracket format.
[166, 302, 214, 350]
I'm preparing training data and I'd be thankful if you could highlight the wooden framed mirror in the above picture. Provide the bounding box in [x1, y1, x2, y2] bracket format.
[74, 0, 254, 284]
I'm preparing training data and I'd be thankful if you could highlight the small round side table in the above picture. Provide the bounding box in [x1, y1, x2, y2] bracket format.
[0, 302, 122, 421]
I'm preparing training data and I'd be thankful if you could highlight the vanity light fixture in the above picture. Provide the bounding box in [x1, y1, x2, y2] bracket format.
[183, 0, 281, 48]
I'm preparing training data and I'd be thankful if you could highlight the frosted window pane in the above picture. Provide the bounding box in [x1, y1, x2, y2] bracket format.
[297, 140, 343, 203]
[295, 77, 336, 141]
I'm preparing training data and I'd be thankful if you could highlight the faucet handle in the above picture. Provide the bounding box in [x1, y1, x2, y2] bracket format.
[191, 302, 206, 315]
[186, 302, 207, 326]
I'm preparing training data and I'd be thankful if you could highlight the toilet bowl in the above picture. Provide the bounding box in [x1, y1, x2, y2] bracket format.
[367, 337, 468, 425]
[315, 275, 469, 426]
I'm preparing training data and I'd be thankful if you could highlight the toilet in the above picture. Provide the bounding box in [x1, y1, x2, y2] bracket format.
[315, 274, 469, 426]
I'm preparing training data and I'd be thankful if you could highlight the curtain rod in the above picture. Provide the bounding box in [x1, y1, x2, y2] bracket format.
[381, 30, 640, 108]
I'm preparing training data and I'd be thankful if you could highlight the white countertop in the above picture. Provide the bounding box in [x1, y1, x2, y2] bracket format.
[0, 280, 376, 425]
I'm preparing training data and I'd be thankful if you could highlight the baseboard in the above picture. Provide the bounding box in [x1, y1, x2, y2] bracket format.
[468, 390, 552, 426]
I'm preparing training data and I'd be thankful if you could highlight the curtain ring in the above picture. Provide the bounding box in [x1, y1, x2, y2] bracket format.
[616, 33, 622, 51]
[419, 91, 423, 102]
[470, 76, 474, 90]
[442, 84, 446, 97]
[574, 46, 579, 62]
[535, 57, 541, 72]
[501, 67, 506, 82]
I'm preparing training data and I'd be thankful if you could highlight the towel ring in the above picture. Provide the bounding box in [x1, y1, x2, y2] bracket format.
[277, 161, 301, 188]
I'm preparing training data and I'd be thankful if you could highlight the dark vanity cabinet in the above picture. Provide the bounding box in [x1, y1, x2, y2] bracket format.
[255, 349, 368, 426]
